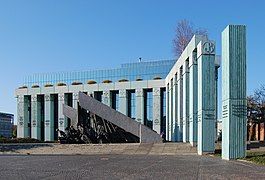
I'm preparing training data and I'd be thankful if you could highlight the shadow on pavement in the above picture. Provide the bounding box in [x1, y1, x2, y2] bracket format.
[0, 144, 54, 153]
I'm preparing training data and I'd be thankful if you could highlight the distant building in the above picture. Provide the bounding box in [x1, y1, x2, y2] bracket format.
[0, 112, 14, 138]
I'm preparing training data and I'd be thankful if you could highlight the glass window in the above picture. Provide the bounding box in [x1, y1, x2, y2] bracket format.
[94, 91, 103, 102]
[127, 90, 136, 119]
[23, 60, 176, 87]
[144, 89, 153, 129]
[111, 91, 119, 111]
[160, 88, 166, 138]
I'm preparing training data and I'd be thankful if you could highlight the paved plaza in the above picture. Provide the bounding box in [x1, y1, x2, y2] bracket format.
[0, 154, 265, 180]
[0, 143, 265, 179]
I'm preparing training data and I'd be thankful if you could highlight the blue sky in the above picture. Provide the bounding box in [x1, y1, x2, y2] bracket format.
[0, 1, 264, 121]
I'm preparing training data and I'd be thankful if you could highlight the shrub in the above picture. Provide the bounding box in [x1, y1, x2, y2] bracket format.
[87, 80, 97, 84]
[118, 79, 129, 82]
[102, 80, 112, 83]
[44, 84, 53, 87]
[57, 82, 67, 86]
[18, 85, 28, 89]
[0, 137, 43, 143]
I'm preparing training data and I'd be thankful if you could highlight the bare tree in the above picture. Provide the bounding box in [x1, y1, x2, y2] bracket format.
[247, 85, 265, 141]
[173, 19, 208, 58]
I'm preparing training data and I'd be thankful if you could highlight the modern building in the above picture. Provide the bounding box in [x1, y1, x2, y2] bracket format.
[15, 35, 220, 146]
[0, 112, 14, 138]
[15, 25, 247, 159]
[16, 59, 176, 141]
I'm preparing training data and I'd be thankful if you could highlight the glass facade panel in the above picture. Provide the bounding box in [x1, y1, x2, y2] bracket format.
[22, 60, 175, 86]
[144, 89, 153, 129]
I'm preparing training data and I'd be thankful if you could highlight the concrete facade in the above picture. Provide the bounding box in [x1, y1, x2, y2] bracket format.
[165, 35, 219, 154]
[15, 35, 220, 156]
[16, 80, 166, 142]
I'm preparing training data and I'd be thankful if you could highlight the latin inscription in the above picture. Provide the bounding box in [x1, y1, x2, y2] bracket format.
[232, 104, 246, 118]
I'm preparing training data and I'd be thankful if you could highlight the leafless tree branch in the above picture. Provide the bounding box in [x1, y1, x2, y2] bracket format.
[173, 19, 208, 58]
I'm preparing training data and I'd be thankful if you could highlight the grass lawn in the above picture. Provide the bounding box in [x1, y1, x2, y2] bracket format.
[244, 151, 265, 165]
[214, 148, 265, 166]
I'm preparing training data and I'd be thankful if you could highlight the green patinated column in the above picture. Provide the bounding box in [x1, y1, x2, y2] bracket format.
[172, 74, 178, 141]
[119, 89, 128, 116]
[58, 93, 67, 131]
[189, 52, 198, 146]
[183, 61, 190, 142]
[153, 88, 161, 134]
[197, 40, 216, 155]
[44, 94, 54, 141]
[166, 84, 170, 140]
[31, 95, 41, 140]
[102, 90, 111, 106]
[136, 89, 144, 124]
[168, 80, 173, 141]
[72, 92, 79, 128]
[73, 92, 79, 109]
[222, 25, 247, 160]
[177, 69, 183, 142]
[17, 95, 31, 138]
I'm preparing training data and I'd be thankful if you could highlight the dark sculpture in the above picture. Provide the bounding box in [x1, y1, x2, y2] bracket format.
[58, 108, 139, 144]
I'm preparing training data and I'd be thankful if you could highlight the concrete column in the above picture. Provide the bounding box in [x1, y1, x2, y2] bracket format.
[214, 66, 219, 141]
[102, 90, 111, 106]
[71, 92, 79, 128]
[136, 89, 144, 124]
[197, 40, 216, 155]
[189, 52, 198, 146]
[72, 92, 79, 109]
[17, 95, 30, 138]
[177, 70, 183, 142]
[44, 94, 54, 141]
[183, 61, 190, 142]
[166, 84, 169, 140]
[58, 93, 67, 131]
[222, 25, 247, 160]
[31, 95, 41, 140]
[172, 76, 178, 141]
[153, 88, 161, 134]
[168, 80, 173, 141]
[119, 89, 128, 115]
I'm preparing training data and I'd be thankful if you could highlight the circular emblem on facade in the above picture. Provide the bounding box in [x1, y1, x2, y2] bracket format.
[203, 42, 215, 54]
